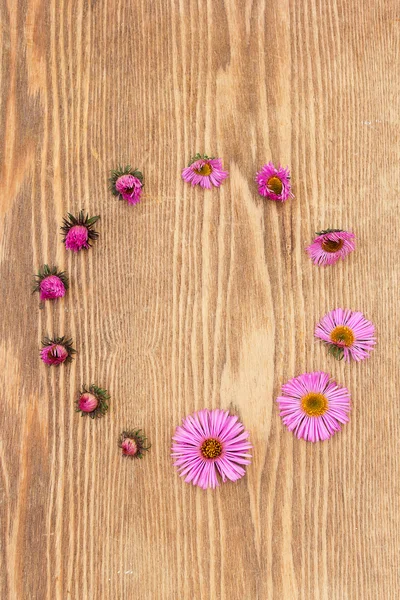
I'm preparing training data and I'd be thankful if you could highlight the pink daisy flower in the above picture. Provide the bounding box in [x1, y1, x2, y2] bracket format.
[181, 154, 229, 189]
[172, 408, 252, 490]
[277, 372, 351, 442]
[61, 210, 99, 252]
[110, 166, 144, 205]
[255, 162, 293, 201]
[315, 308, 376, 362]
[40, 336, 76, 366]
[306, 229, 355, 266]
[33, 265, 68, 301]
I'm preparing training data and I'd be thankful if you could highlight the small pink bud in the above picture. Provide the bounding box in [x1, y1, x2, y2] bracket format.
[118, 430, 150, 459]
[121, 438, 138, 456]
[39, 275, 66, 301]
[65, 225, 89, 252]
[78, 393, 98, 413]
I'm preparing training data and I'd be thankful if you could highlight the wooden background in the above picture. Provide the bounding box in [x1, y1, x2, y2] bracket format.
[1, 0, 399, 598]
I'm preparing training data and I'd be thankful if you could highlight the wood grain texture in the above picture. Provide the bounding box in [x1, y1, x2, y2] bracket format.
[1, 0, 399, 598]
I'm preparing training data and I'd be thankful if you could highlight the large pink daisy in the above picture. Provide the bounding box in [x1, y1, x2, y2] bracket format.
[315, 308, 376, 362]
[276, 372, 351, 442]
[171, 409, 252, 489]
[181, 154, 229, 189]
[255, 162, 293, 201]
[306, 229, 355, 266]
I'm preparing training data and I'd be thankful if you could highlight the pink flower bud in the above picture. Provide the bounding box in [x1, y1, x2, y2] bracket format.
[39, 275, 66, 301]
[65, 225, 89, 252]
[78, 393, 98, 413]
[121, 438, 138, 457]
[115, 174, 143, 204]
[40, 344, 69, 365]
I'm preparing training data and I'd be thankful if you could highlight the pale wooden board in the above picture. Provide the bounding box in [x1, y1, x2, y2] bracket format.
[1, 1, 399, 598]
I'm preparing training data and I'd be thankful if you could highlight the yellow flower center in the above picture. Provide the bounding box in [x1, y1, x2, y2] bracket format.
[330, 325, 355, 347]
[301, 393, 329, 417]
[267, 176, 283, 195]
[194, 163, 212, 176]
[201, 438, 222, 459]
[321, 238, 344, 253]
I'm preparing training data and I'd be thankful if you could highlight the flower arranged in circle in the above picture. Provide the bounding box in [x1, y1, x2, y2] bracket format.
[119, 430, 151, 459]
[109, 165, 144, 205]
[33, 265, 68, 301]
[76, 385, 110, 419]
[61, 210, 100, 252]
[255, 162, 293, 202]
[306, 229, 355, 266]
[40, 336, 76, 366]
[171, 408, 252, 489]
[181, 154, 229, 189]
[276, 371, 351, 442]
[315, 308, 376, 362]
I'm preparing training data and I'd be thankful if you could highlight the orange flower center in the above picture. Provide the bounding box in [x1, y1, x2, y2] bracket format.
[301, 392, 329, 417]
[194, 162, 212, 176]
[201, 438, 222, 459]
[321, 238, 344, 253]
[330, 325, 355, 347]
[267, 176, 283, 195]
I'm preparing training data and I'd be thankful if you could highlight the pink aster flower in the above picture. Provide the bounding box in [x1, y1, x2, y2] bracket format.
[110, 166, 144, 205]
[33, 265, 68, 301]
[40, 336, 76, 366]
[119, 430, 150, 459]
[306, 229, 355, 266]
[76, 385, 110, 419]
[315, 308, 376, 362]
[172, 408, 252, 490]
[181, 154, 229, 189]
[61, 210, 100, 252]
[255, 162, 293, 201]
[277, 372, 351, 442]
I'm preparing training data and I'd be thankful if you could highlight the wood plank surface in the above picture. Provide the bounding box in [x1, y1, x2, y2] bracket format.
[1, 1, 399, 598]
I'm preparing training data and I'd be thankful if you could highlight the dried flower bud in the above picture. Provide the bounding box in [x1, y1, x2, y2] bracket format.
[76, 385, 110, 419]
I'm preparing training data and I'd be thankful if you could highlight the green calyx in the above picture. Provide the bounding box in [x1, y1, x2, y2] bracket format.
[328, 344, 345, 361]
[315, 228, 343, 236]
[188, 153, 215, 165]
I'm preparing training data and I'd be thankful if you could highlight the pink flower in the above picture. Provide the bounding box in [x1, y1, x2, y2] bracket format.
[61, 210, 100, 252]
[255, 162, 293, 201]
[40, 276, 66, 300]
[40, 336, 75, 366]
[110, 166, 144, 205]
[119, 430, 150, 459]
[76, 385, 110, 419]
[65, 226, 88, 251]
[315, 308, 376, 362]
[306, 229, 355, 266]
[33, 265, 68, 301]
[181, 154, 229, 189]
[277, 372, 351, 442]
[172, 409, 252, 489]
[115, 174, 142, 204]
